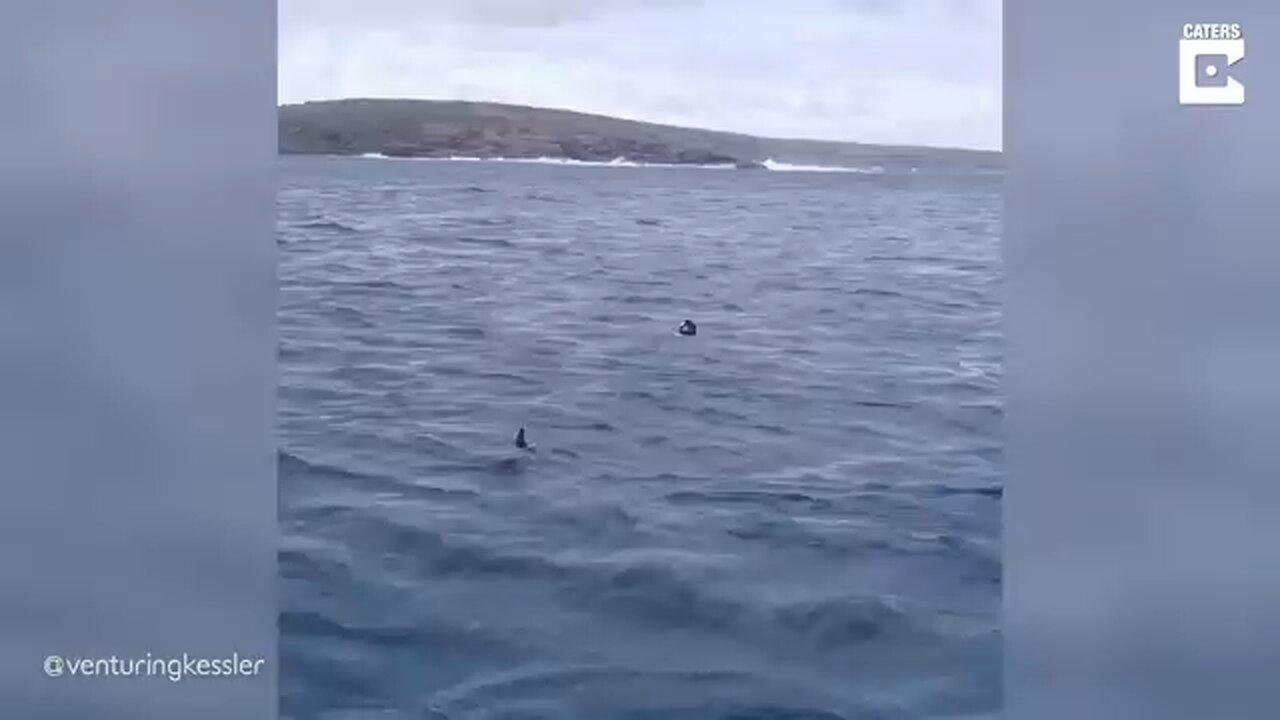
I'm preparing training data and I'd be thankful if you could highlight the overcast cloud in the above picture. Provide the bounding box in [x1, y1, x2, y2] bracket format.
[279, 0, 1001, 150]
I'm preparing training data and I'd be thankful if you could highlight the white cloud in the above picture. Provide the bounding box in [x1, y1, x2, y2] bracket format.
[279, 0, 1002, 150]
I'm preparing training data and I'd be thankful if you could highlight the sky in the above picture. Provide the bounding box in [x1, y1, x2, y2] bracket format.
[279, 0, 1002, 151]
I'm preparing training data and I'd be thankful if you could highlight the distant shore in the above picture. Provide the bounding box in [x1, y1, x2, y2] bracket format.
[323, 153, 904, 174]
[279, 99, 1002, 171]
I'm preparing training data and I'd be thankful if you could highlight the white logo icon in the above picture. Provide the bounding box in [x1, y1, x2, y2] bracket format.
[1180, 23, 1245, 105]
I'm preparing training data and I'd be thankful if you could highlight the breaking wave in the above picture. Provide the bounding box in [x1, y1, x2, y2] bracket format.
[760, 158, 885, 174]
[353, 153, 886, 174]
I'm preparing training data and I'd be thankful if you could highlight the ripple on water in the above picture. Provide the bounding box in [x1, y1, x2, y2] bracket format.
[278, 157, 1002, 719]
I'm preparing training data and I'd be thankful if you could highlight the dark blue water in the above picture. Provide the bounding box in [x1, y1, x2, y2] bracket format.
[278, 156, 1002, 720]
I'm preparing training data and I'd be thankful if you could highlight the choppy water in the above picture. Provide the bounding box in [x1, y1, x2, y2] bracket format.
[278, 156, 1003, 720]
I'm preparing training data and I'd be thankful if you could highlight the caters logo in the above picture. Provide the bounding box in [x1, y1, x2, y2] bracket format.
[1179, 23, 1245, 106]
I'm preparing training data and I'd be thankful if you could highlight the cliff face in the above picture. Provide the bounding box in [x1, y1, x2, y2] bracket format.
[279, 99, 1002, 170]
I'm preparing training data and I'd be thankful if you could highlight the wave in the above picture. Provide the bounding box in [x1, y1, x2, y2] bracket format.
[427, 665, 859, 720]
[352, 153, 886, 174]
[760, 158, 884, 174]
[356, 154, 737, 170]
[293, 218, 360, 233]
[278, 449, 480, 503]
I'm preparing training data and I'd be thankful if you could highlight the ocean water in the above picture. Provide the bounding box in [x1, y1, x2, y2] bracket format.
[278, 156, 1003, 720]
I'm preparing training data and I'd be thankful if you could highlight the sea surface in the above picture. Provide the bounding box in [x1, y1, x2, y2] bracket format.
[278, 156, 1003, 720]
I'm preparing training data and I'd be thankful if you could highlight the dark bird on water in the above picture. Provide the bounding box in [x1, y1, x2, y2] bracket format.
[515, 426, 533, 451]
[677, 319, 697, 336]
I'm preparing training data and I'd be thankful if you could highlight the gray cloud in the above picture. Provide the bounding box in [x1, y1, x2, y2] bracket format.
[281, 0, 702, 30]
[279, 0, 1001, 150]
